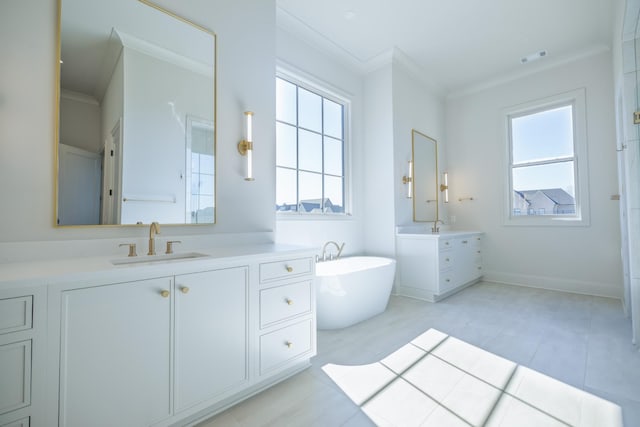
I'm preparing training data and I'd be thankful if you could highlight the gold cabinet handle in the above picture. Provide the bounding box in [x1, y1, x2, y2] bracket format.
[285, 341, 293, 349]
[160, 290, 170, 298]
[286, 265, 293, 272]
[285, 298, 293, 305]
[180, 286, 190, 294]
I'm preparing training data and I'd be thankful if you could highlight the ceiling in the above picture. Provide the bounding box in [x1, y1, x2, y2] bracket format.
[276, 0, 616, 95]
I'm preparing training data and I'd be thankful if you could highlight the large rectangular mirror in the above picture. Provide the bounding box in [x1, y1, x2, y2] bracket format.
[412, 129, 438, 222]
[56, 0, 216, 226]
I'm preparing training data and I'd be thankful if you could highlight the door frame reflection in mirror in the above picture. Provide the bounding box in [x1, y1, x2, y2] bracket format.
[55, 0, 216, 227]
[411, 129, 439, 223]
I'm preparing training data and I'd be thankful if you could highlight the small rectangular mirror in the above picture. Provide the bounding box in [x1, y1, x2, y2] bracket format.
[412, 129, 438, 222]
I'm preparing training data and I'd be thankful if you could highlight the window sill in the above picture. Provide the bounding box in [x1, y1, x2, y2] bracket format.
[276, 212, 354, 221]
[503, 215, 590, 227]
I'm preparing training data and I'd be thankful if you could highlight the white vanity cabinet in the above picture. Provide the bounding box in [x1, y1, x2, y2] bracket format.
[58, 268, 250, 427]
[3, 245, 318, 427]
[396, 232, 483, 301]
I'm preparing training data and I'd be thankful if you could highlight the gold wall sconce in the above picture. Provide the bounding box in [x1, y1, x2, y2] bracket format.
[238, 111, 254, 181]
[402, 160, 413, 198]
[440, 172, 449, 203]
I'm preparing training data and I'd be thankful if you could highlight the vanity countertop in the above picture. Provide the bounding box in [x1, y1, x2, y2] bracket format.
[396, 229, 483, 238]
[0, 243, 317, 289]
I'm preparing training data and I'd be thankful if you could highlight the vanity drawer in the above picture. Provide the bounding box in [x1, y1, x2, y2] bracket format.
[260, 258, 313, 283]
[260, 281, 312, 328]
[439, 253, 455, 271]
[260, 319, 312, 374]
[0, 417, 30, 427]
[439, 239, 454, 251]
[439, 272, 456, 294]
[0, 340, 31, 415]
[0, 297, 32, 336]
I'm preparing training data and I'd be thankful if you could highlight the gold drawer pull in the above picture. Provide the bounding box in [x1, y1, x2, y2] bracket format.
[160, 290, 170, 298]
[180, 286, 190, 294]
[285, 341, 293, 349]
[285, 298, 293, 305]
[286, 265, 293, 272]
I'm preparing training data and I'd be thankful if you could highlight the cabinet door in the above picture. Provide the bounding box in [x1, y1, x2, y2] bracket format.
[174, 267, 248, 412]
[59, 278, 172, 427]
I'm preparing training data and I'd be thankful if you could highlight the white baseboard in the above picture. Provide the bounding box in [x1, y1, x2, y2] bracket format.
[483, 270, 623, 300]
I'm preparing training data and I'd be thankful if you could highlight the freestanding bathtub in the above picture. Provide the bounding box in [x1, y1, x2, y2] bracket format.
[315, 256, 396, 330]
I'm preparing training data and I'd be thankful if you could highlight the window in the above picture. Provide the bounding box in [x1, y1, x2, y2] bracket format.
[275, 75, 348, 215]
[186, 116, 214, 223]
[505, 89, 589, 226]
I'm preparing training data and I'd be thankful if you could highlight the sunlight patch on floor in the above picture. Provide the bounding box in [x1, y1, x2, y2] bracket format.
[322, 329, 623, 426]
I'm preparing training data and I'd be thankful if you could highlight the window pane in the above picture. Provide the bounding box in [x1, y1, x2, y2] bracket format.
[298, 87, 322, 132]
[276, 78, 296, 124]
[323, 98, 342, 139]
[298, 129, 322, 172]
[199, 154, 214, 175]
[276, 122, 297, 168]
[324, 136, 342, 177]
[512, 161, 575, 216]
[276, 167, 297, 211]
[298, 171, 322, 212]
[324, 175, 344, 213]
[512, 105, 574, 164]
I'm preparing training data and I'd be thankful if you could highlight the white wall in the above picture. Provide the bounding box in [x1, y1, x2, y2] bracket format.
[59, 92, 101, 153]
[391, 56, 447, 227]
[446, 51, 623, 298]
[274, 26, 366, 257]
[361, 65, 396, 257]
[0, 0, 276, 253]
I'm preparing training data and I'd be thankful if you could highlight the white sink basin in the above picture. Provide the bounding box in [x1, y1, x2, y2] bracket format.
[111, 252, 210, 266]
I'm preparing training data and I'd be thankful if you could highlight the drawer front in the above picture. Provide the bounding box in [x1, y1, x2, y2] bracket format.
[260, 320, 312, 374]
[439, 239, 454, 251]
[260, 258, 313, 283]
[439, 252, 455, 271]
[439, 272, 456, 294]
[260, 281, 312, 328]
[0, 417, 30, 427]
[0, 297, 32, 336]
[0, 340, 31, 415]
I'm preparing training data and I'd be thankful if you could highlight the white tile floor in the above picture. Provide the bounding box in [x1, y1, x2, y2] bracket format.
[198, 281, 640, 427]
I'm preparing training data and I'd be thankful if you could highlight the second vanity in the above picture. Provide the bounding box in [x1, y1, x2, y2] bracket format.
[0, 243, 316, 427]
[395, 229, 484, 302]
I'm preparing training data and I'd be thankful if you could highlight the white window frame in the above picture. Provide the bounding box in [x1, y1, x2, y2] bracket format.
[503, 88, 590, 227]
[275, 66, 352, 219]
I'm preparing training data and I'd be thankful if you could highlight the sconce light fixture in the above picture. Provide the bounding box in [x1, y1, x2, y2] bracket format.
[402, 160, 413, 198]
[237, 111, 255, 181]
[440, 172, 449, 203]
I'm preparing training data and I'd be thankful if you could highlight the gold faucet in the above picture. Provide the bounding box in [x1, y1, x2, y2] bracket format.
[148, 222, 161, 255]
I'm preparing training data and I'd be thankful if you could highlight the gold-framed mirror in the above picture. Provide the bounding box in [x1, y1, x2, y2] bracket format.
[56, 0, 216, 226]
[411, 129, 438, 222]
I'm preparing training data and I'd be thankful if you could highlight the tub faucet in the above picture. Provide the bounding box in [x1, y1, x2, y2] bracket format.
[431, 219, 445, 233]
[321, 241, 345, 261]
[148, 221, 161, 255]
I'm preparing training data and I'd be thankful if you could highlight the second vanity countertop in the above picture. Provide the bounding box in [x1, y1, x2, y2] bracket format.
[0, 243, 317, 289]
